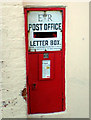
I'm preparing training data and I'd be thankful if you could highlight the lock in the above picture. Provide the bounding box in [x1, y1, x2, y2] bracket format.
[32, 83, 37, 90]
[44, 53, 49, 58]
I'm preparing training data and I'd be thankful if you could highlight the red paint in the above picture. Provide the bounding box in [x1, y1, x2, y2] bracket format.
[24, 7, 66, 114]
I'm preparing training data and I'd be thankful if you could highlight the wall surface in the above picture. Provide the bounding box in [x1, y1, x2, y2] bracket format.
[0, 2, 2, 119]
[1, 2, 27, 118]
[1, 1, 89, 118]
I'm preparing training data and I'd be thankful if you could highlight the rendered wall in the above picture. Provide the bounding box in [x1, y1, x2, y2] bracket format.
[1, 2, 27, 118]
[1, 1, 89, 118]
[0, 2, 2, 120]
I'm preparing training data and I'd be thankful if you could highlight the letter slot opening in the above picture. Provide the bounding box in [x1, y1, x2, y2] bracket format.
[33, 32, 57, 38]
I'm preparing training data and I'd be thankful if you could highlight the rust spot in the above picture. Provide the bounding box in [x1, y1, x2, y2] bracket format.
[8, 101, 10, 104]
[2, 101, 8, 107]
[4, 104, 8, 107]
[22, 88, 27, 101]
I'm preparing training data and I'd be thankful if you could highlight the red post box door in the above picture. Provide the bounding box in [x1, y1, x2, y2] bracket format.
[28, 52, 64, 113]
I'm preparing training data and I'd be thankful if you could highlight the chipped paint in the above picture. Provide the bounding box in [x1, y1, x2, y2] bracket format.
[2, 98, 18, 108]
[22, 88, 27, 101]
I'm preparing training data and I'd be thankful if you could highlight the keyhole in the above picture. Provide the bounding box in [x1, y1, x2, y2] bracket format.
[33, 83, 36, 89]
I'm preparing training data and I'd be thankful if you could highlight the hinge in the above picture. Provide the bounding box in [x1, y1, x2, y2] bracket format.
[27, 76, 28, 85]
[62, 92, 64, 110]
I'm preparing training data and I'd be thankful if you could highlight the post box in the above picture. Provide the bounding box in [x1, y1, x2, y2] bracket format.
[24, 7, 65, 114]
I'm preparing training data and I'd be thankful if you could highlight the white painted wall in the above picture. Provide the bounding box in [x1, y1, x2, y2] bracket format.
[1, 2, 27, 118]
[0, 2, 2, 120]
[1, 1, 89, 118]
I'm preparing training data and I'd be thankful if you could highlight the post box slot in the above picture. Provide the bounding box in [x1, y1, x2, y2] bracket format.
[33, 32, 57, 38]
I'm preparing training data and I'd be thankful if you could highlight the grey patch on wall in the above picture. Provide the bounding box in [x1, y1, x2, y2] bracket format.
[82, 37, 85, 40]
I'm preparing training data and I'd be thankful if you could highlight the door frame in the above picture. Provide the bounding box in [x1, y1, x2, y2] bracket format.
[24, 7, 66, 114]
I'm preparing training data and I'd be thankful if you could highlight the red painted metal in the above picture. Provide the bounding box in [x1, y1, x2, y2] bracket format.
[62, 8, 66, 111]
[26, 7, 65, 11]
[28, 53, 63, 113]
[24, 7, 66, 114]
